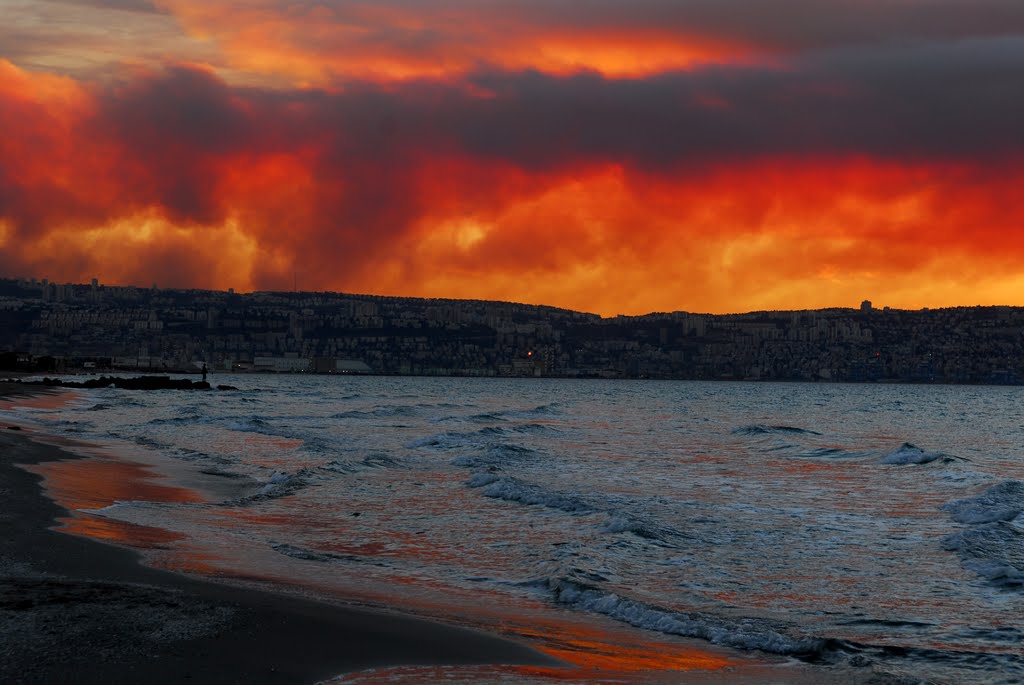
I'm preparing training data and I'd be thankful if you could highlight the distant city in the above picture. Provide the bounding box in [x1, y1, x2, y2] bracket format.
[1, 277, 1022, 384]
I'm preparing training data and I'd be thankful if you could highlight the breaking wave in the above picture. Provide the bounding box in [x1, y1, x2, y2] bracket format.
[319, 453, 407, 474]
[407, 424, 554, 450]
[941, 481, 1024, 587]
[270, 542, 367, 565]
[465, 473, 687, 545]
[331, 406, 418, 419]
[733, 424, 822, 436]
[471, 475, 593, 514]
[230, 468, 315, 504]
[226, 416, 271, 433]
[881, 443, 955, 466]
[532, 576, 824, 655]
[450, 443, 539, 469]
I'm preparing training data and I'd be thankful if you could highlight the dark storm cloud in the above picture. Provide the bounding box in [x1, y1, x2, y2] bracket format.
[59, 0, 163, 11]
[256, 37, 1024, 171]
[273, 0, 1024, 52]
[509, 0, 1024, 49]
[88, 67, 257, 225]
[446, 38, 1024, 166]
[101, 66, 255, 153]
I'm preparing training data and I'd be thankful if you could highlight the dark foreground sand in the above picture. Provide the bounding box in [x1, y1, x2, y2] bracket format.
[0, 384, 559, 684]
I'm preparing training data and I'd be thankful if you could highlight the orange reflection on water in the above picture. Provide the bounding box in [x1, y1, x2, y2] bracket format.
[339, 618, 739, 683]
[512, 622, 736, 678]
[152, 541, 247, 578]
[778, 461, 842, 474]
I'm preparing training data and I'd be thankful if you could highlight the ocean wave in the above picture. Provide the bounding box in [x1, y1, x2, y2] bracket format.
[943, 481, 1023, 524]
[796, 446, 859, 459]
[733, 424, 822, 436]
[406, 431, 480, 449]
[531, 576, 1024, 681]
[219, 415, 339, 457]
[473, 476, 594, 515]
[133, 434, 168, 450]
[758, 443, 867, 460]
[941, 481, 1024, 587]
[434, 403, 562, 425]
[226, 416, 271, 432]
[270, 542, 365, 564]
[466, 472, 501, 488]
[600, 515, 692, 545]
[408, 424, 554, 451]
[331, 406, 418, 419]
[466, 473, 687, 545]
[320, 453, 407, 474]
[148, 415, 212, 427]
[197, 467, 249, 480]
[85, 396, 146, 409]
[230, 468, 315, 503]
[534, 576, 824, 655]
[486, 403, 562, 421]
[880, 443, 954, 466]
[465, 411, 508, 423]
[450, 443, 538, 469]
[48, 418, 95, 433]
[172, 447, 232, 465]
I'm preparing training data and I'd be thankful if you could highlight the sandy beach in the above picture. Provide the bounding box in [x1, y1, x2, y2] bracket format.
[0, 383, 559, 684]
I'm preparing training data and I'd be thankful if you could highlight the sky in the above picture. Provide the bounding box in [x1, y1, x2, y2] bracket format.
[1, 1, 1023, 315]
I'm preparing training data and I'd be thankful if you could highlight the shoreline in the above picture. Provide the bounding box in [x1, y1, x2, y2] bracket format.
[0, 381, 851, 684]
[0, 383, 561, 684]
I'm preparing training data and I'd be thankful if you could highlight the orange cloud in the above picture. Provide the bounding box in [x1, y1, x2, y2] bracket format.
[154, 0, 758, 85]
[3, 60, 1024, 315]
[366, 160, 1024, 315]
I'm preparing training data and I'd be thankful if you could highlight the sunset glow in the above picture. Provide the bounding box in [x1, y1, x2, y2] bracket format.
[3, 1, 1024, 314]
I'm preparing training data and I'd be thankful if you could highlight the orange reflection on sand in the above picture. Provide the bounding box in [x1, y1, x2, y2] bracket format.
[24, 454, 203, 548]
[0, 387, 78, 411]
[60, 512, 184, 548]
[29, 457, 203, 511]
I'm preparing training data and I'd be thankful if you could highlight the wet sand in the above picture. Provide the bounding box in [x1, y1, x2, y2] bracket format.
[0, 383, 559, 684]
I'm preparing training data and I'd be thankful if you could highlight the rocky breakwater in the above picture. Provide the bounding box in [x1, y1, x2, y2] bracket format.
[25, 376, 213, 390]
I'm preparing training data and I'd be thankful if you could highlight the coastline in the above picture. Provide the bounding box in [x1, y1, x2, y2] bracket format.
[0, 381, 857, 685]
[0, 383, 560, 684]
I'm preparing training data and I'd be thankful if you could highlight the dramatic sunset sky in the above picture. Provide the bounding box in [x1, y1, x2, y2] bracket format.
[1, 1, 1022, 315]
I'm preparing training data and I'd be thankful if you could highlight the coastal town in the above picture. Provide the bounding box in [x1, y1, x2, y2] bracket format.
[2, 277, 1022, 384]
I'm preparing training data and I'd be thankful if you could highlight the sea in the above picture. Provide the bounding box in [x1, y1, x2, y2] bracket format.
[4, 376, 1023, 684]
